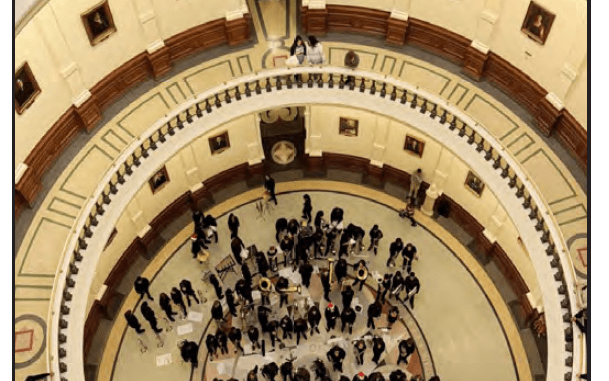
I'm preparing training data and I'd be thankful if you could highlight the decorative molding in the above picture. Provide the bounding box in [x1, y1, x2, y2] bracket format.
[146, 39, 165, 54]
[386, 16, 409, 45]
[389, 10, 409, 22]
[480, 9, 498, 25]
[471, 39, 490, 54]
[225, 14, 252, 46]
[545, 92, 565, 111]
[75, 94, 102, 133]
[406, 18, 470, 63]
[145, 45, 172, 80]
[15, 163, 28, 185]
[462, 43, 489, 81]
[72, 90, 91, 108]
[535, 95, 563, 137]
[225, 10, 244, 21]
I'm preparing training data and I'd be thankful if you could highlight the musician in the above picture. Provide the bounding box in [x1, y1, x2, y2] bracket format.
[352, 260, 369, 291]
[267, 246, 279, 272]
[228, 213, 240, 238]
[287, 218, 300, 237]
[387, 238, 404, 267]
[294, 367, 310, 381]
[302, 194, 313, 223]
[179, 340, 200, 369]
[390, 271, 404, 300]
[388, 305, 400, 327]
[326, 345, 346, 372]
[307, 304, 322, 335]
[134, 276, 154, 301]
[264, 175, 278, 205]
[171, 287, 188, 316]
[257, 305, 272, 332]
[314, 211, 325, 231]
[280, 359, 294, 381]
[324, 303, 340, 332]
[389, 369, 408, 381]
[231, 236, 246, 265]
[180, 278, 201, 305]
[280, 314, 294, 340]
[338, 229, 354, 258]
[320, 271, 331, 302]
[350, 224, 366, 254]
[255, 251, 270, 278]
[293, 316, 309, 345]
[225, 288, 238, 317]
[368, 225, 384, 255]
[368, 372, 385, 381]
[366, 301, 382, 329]
[211, 300, 226, 323]
[267, 319, 282, 348]
[242, 262, 253, 287]
[205, 333, 219, 361]
[341, 285, 355, 309]
[311, 359, 329, 381]
[124, 310, 145, 334]
[397, 338, 416, 365]
[353, 372, 367, 381]
[404, 272, 421, 309]
[298, 261, 313, 288]
[191, 233, 208, 257]
[275, 217, 288, 243]
[280, 235, 295, 266]
[334, 258, 348, 284]
[247, 326, 261, 350]
[258, 278, 273, 306]
[203, 214, 218, 243]
[228, 326, 244, 352]
[324, 226, 338, 256]
[353, 339, 367, 366]
[236, 279, 254, 304]
[276, 276, 290, 308]
[159, 292, 178, 322]
[216, 329, 229, 355]
[330, 206, 344, 228]
[401, 243, 418, 272]
[247, 366, 259, 381]
[371, 336, 386, 364]
[340, 306, 356, 334]
[262, 362, 279, 381]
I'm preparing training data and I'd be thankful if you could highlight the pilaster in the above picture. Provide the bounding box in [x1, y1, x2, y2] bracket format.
[386, 11, 409, 45]
[535, 92, 564, 137]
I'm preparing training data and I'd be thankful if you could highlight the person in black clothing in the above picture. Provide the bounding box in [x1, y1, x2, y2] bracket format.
[267, 246, 279, 272]
[159, 292, 178, 322]
[387, 238, 404, 267]
[367, 301, 382, 329]
[390, 271, 404, 300]
[280, 314, 293, 339]
[295, 367, 310, 381]
[191, 234, 208, 257]
[211, 300, 226, 323]
[264, 175, 278, 205]
[320, 271, 331, 302]
[307, 305, 322, 335]
[404, 272, 421, 308]
[275, 218, 288, 243]
[287, 219, 300, 237]
[280, 360, 294, 381]
[180, 340, 200, 369]
[401, 243, 417, 272]
[258, 305, 272, 332]
[267, 319, 281, 348]
[339, 376, 350, 381]
[380, 273, 392, 304]
[334, 258, 348, 284]
[326, 345, 346, 372]
[208, 274, 224, 300]
[231, 236, 246, 265]
[225, 288, 238, 316]
[389, 369, 407, 381]
[255, 251, 270, 278]
[124, 310, 145, 334]
[206, 333, 219, 360]
[276, 276, 290, 308]
[302, 194, 313, 223]
[353, 372, 367, 381]
[324, 303, 340, 331]
[340, 306, 356, 334]
[330, 207, 344, 228]
[368, 372, 384, 381]
[311, 359, 328, 380]
[242, 262, 254, 287]
[293, 316, 308, 345]
[354, 339, 366, 365]
[368, 225, 384, 255]
[248, 366, 259, 381]
[324, 227, 338, 256]
[351, 224, 366, 254]
[203, 214, 218, 243]
[338, 229, 354, 259]
[397, 338, 416, 365]
[371, 336, 386, 364]
[259, 278, 272, 306]
[171, 287, 187, 316]
[299, 262, 313, 288]
[134, 276, 154, 301]
[216, 329, 229, 355]
[341, 285, 354, 309]
[262, 362, 279, 381]
[140, 301, 162, 333]
[281, 235, 295, 266]
[352, 260, 369, 291]
[228, 213, 240, 238]
[388, 306, 400, 327]
[247, 326, 261, 350]
[180, 279, 200, 306]
[229, 326, 244, 352]
[24, 373, 53, 381]
[236, 279, 254, 304]
[314, 211, 325, 231]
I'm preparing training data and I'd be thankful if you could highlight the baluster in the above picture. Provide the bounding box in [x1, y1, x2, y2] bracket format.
[59, 348, 67, 358]
[429, 104, 437, 118]
[541, 230, 550, 243]
[140, 145, 149, 159]
[235, 86, 242, 100]
[59, 319, 68, 329]
[308, 75, 314, 88]
[205, 99, 212, 113]
[359, 78, 366, 92]
[84, 225, 93, 238]
[317, 75, 323, 88]
[255, 79, 262, 94]
[419, 99, 427, 114]
[349, 78, 356, 90]
[149, 136, 157, 151]
[529, 206, 539, 219]
[167, 120, 175, 136]
[476, 138, 485, 152]
[215, 94, 222, 108]
[63, 290, 73, 301]
[339, 75, 345, 89]
[59, 363, 67, 373]
[66, 276, 76, 287]
[74, 250, 83, 261]
[484, 147, 493, 161]
[124, 162, 133, 176]
[390, 86, 397, 101]
[535, 219, 544, 231]
[380, 82, 387, 98]
[370, 80, 376, 95]
[449, 116, 457, 130]
[410, 93, 418, 108]
[225, 89, 232, 103]
[400, 89, 407, 104]
[158, 129, 167, 143]
[546, 243, 556, 255]
[245, 82, 252, 96]
[522, 195, 531, 209]
[286, 75, 293, 89]
[186, 109, 193, 123]
[492, 156, 501, 169]
[102, 192, 111, 204]
[467, 132, 475, 144]
[176, 114, 184, 129]
[90, 213, 99, 226]
[132, 152, 141, 166]
[297, 74, 303, 88]
[78, 236, 88, 250]
[458, 126, 466, 137]
[196, 103, 203, 117]
[69, 262, 79, 275]
[439, 109, 447, 124]
[109, 181, 118, 194]
[508, 176, 517, 188]
[59, 334, 67, 343]
[501, 164, 510, 178]
[516, 185, 525, 198]
[276, 76, 282, 90]
[328, 74, 334, 88]
[266, 77, 272, 92]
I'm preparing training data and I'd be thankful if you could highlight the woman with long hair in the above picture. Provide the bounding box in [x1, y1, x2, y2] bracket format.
[290, 36, 307, 81]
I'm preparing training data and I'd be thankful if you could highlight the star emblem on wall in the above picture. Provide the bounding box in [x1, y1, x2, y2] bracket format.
[271, 141, 296, 165]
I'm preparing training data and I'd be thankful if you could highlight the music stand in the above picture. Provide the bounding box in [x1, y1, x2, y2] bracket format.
[215, 254, 237, 281]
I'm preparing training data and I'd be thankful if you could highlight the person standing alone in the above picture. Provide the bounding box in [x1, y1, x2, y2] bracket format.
[264, 175, 278, 205]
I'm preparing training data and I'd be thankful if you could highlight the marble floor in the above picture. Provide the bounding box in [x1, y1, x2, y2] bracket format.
[106, 191, 519, 381]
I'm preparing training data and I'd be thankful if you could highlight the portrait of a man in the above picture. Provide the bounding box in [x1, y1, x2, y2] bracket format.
[521, 2, 555, 45]
[15, 62, 41, 115]
[465, 171, 485, 197]
[404, 135, 425, 158]
[82, 1, 116, 46]
[149, 166, 170, 194]
[209, 132, 231, 154]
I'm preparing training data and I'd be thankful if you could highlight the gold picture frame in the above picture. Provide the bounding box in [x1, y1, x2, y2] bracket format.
[404, 135, 425, 158]
[81, 1, 117, 46]
[209, 131, 231, 155]
[15, 62, 41, 115]
[339, 117, 359, 137]
[149, 166, 170, 194]
[465, 171, 485, 197]
[521, 1, 555, 45]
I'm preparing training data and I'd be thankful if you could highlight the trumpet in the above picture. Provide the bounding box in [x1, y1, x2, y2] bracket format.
[283, 285, 302, 294]
[327, 257, 336, 284]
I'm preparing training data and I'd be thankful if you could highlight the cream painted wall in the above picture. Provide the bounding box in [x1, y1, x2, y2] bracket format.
[564, 58, 588, 128]
[409, 0, 484, 39]
[151, 0, 237, 39]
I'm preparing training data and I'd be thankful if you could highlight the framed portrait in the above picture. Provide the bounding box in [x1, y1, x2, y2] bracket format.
[209, 131, 231, 155]
[339, 117, 359, 137]
[404, 135, 425, 158]
[465, 171, 485, 197]
[81, 1, 117, 46]
[521, 2, 555, 45]
[149, 166, 170, 194]
[15, 62, 41, 115]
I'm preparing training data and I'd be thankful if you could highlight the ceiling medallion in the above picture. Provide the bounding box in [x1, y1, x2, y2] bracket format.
[271, 141, 296, 165]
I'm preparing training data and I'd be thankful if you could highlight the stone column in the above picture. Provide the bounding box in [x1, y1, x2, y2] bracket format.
[132, 0, 171, 79]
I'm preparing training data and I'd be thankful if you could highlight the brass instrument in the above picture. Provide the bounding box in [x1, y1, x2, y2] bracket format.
[259, 277, 272, 293]
[283, 285, 302, 294]
[356, 267, 368, 281]
[327, 257, 336, 284]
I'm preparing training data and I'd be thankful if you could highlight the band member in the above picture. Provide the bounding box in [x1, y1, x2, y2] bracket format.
[397, 338, 416, 365]
[211, 300, 226, 323]
[353, 339, 367, 365]
[287, 219, 300, 237]
[353, 372, 367, 381]
[236, 279, 254, 304]
[171, 287, 187, 316]
[307, 304, 322, 335]
[242, 262, 253, 287]
[228, 326, 244, 352]
[294, 367, 310, 381]
[314, 211, 325, 231]
[380, 273, 392, 304]
[404, 272, 421, 308]
[350, 224, 366, 254]
[276, 276, 290, 308]
[299, 261, 313, 288]
[225, 288, 238, 317]
[216, 329, 229, 355]
[389, 369, 408, 381]
[368, 372, 384, 381]
[247, 366, 259, 381]
[340, 306, 356, 334]
[387, 238, 404, 267]
[267, 246, 279, 272]
[231, 236, 246, 265]
[275, 217, 288, 243]
[247, 326, 261, 350]
[368, 225, 384, 255]
[334, 258, 348, 284]
[390, 271, 404, 300]
[320, 271, 331, 302]
[203, 214, 219, 243]
[341, 285, 355, 309]
[280, 359, 294, 381]
[191, 233, 208, 256]
[326, 345, 346, 372]
[259, 278, 273, 306]
[134, 276, 154, 301]
[280, 314, 294, 340]
[264, 175, 278, 205]
[371, 336, 386, 364]
[257, 305, 272, 332]
[302, 194, 313, 223]
[401, 243, 418, 272]
[180, 279, 201, 306]
[256, 251, 270, 278]
[280, 235, 295, 266]
[206, 333, 219, 361]
[179, 340, 200, 369]
[330, 207, 344, 228]
[338, 229, 354, 258]
[140, 301, 162, 333]
[388, 305, 400, 327]
[311, 359, 329, 381]
[352, 260, 369, 291]
[367, 301, 382, 329]
[294, 316, 309, 345]
[324, 303, 340, 331]
[266, 319, 281, 348]
[124, 310, 145, 334]
[262, 362, 279, 381]
[159, 292, 178, 322]
[208, 274, 224, 300]
[228, 213, 240, 238]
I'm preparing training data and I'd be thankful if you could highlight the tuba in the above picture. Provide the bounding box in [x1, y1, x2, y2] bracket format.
[259, 277, 272, 293]
[327, 257, 336, 284]
[357, 267, 368, 281]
